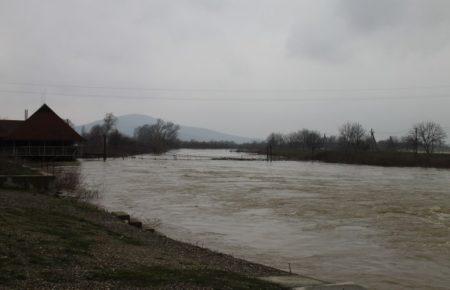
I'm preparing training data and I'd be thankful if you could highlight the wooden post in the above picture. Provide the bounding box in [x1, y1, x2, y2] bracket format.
[269, 144, 273, 162]
[414, 127, 418, 155]
[103, 135, 107, 162]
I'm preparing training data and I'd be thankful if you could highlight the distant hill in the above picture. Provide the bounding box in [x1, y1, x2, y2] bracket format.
[76, 114, 256, 144]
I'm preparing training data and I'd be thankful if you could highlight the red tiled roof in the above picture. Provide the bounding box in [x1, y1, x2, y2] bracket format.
[0, 120, 24, 139]
[5, 104, 84, 142]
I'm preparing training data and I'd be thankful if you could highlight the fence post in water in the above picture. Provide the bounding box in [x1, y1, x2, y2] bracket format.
[266, 143, 273, 162]
[269, 144, 273, 162]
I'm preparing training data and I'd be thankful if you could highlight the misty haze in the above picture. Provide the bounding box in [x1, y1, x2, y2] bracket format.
[1, 1, 449, 290]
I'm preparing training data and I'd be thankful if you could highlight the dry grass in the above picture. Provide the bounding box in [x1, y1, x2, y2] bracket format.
[53, 168, 100, 201]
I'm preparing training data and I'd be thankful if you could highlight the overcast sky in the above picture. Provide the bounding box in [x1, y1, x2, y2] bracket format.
[1, 0, 450, 139]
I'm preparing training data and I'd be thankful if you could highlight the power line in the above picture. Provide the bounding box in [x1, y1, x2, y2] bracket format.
[2, 80, 450, 93]
[1, 88, 450, 102]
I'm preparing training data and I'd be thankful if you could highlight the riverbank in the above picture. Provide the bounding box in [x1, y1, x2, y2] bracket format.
[246, 148, 450, 169]
[1, 188, 328, 289]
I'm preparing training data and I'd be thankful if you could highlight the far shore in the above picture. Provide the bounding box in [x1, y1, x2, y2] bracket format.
[240, 148, 450, 169]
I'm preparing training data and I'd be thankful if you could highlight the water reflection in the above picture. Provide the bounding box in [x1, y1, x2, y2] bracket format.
[79, 149, 450, 290]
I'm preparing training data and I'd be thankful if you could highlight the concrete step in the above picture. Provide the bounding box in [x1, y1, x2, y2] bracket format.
[259, 276, 367, 290]
[111, 211, 130, 222]
[294, 282, 367, 290]
[259, 275, 325, 288]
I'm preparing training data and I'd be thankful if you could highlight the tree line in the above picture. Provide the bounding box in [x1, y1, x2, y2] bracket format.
[81, 113, 180, 156]
[80, 113, 448, 161]
[263, 121, 448, 156]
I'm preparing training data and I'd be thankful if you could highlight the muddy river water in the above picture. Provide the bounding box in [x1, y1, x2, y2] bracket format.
[78, 149, 450, 290]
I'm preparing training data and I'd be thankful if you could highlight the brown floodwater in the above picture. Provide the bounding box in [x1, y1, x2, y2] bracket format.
[78, 149, 450, 290]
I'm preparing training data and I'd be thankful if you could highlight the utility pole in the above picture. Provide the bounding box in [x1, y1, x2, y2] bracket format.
[414, 127, 418, 155]
[370, 129, 378, 151]
[103, 135, 107, 162]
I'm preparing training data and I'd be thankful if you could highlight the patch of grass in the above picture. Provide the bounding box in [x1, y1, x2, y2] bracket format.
[40, 270, 75, 284]
[15, 209, 96, 253]
[90, 266, 284, 289]
[104, 229, 146, 246]
[0, 207, 96, 268]
[0, 205, 100, 286]
[28, 252, 69, 266]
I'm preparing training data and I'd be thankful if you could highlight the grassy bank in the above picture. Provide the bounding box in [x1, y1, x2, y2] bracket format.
[0, 189, 288, 289]
[250, 149, 450, 169]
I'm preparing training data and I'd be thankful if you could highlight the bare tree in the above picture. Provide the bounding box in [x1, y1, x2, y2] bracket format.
[300, 129, 323, 154]
[87, 125, 104, 146]
[415, 121, 447, 154]
[403, 125, 420, 154]
[134, 119, 180, 154]
[266, 133, 285, 147]
[286, 131, 303, 148]
[102, 113, 117, 136]
[339, 122, 366, 151]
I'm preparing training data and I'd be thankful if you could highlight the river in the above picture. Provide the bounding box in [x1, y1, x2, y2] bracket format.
[78, 149, 450, 290]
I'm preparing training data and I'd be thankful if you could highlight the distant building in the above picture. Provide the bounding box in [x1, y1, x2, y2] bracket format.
[0, 104, 84, 159]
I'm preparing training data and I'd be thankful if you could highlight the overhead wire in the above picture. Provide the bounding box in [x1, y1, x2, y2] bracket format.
[2, 80, 450, 93]
[0, 88, 450, 102]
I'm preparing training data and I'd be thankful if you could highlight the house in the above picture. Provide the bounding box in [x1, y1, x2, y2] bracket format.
[0, 104, 84, 159]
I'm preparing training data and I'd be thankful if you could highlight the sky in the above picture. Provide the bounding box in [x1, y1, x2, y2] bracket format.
[1, 0, 450, 139]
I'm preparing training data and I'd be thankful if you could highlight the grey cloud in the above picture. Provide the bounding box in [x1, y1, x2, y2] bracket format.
[1, 0, 449, 139]
[287, 0, 450, 61]
[338, 0, 405, 32]
[286, 20, 350, 62]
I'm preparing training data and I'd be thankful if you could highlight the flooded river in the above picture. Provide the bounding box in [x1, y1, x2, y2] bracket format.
[79, 149, 450, 290]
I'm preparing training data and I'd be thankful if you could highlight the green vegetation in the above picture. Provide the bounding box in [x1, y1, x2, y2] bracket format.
[0, 189, 286, 289]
